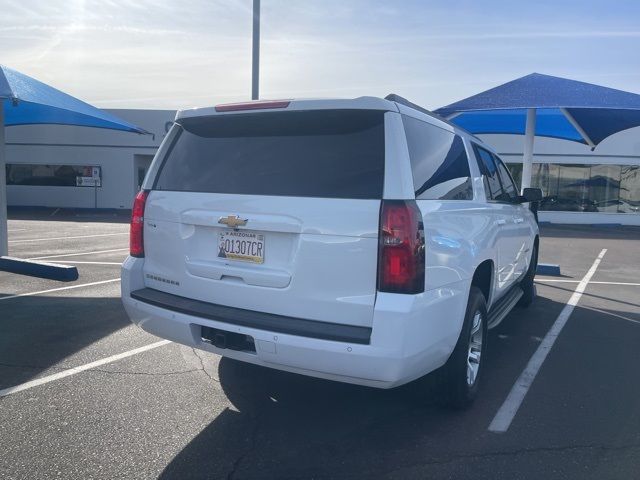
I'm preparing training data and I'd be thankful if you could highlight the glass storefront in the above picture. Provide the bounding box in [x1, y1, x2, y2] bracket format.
[507, 163, 640, 214]
[6, 164, 101, 187]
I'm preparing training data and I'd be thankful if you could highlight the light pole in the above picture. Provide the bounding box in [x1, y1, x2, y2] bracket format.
[252, 0, 260, 100]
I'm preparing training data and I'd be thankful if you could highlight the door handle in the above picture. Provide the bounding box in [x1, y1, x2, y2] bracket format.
[496, 219, 507, 226]
[514, 218, 524, 224]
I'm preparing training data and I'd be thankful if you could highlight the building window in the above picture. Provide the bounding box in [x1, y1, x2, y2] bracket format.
[506, 163, 640, 214]
[6, 164, 101, 187]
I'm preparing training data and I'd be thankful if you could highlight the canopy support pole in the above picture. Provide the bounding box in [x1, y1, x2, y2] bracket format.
[560, 107, 596, 150]
[521, 108, 536, 191]
[0, 99, 7, 256]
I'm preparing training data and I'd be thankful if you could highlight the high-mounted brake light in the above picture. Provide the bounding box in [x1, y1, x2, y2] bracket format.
[215, 100, 290, 112]
[130, 190, 149, 258]
[378, 200, 425, 294]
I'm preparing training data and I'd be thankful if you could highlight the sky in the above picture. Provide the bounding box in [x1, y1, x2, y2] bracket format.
[2, 0, 640, 110]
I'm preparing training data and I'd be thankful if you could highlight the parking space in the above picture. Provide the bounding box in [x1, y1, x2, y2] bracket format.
[1, 214, 639, 479]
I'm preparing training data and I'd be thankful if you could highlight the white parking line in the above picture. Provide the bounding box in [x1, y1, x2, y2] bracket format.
[537, 279, 640, 286]
[489, 248, 607, 433]
[0, 340, 171, 398]
[27, 248, 129, 260]
[0, 279, 120, 301]
[9, 232, 128, 244]
[535, 278, 578, 283]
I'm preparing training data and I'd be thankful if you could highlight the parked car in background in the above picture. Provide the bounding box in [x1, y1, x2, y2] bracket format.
[596, 199, 640, 213]
[540, 195, 597, 212]
[121, 95, 541, 408]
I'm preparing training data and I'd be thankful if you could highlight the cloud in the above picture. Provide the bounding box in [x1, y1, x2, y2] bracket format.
[1, 0, 639, 109]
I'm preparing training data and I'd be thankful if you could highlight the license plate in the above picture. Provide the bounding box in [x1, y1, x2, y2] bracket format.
[218, 230, 264, 264]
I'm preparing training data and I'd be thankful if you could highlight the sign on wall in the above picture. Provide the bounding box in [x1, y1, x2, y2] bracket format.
[76, 166, 101, 187]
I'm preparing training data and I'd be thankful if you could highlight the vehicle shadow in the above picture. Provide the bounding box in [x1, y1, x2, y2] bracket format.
[158, 355, 463, 479]
[157, 295, 577, 479]
[0, 295, 131, 389]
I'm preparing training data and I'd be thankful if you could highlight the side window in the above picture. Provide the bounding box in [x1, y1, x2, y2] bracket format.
[494, 155, 518, 201]
[474, 145, 504, 201]
[402, 115, 473, 200]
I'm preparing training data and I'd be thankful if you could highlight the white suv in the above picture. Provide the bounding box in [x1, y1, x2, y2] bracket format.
[121, 95, 541, 408]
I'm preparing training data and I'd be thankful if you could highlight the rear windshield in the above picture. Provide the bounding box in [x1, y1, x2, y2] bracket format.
[153, 109, 385, 199]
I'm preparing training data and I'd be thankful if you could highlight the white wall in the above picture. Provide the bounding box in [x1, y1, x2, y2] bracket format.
[5, 109, 175, 209]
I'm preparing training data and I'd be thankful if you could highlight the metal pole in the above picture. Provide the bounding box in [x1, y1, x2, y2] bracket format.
[0, 99, 7, 256]
[521, 108, 536, 191]
[252, 0, 260, 100]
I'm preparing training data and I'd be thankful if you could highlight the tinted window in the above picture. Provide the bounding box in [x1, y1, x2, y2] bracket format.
[402, 115, 473, 200]
[154, 110, 385, 199]
[494, 156, 518, 200]
[474, 146, 504, 200]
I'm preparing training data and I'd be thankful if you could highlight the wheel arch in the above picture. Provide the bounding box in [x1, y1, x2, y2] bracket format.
[471, 259, 494, 307]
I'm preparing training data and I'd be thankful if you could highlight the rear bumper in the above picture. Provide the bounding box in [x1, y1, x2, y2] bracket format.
[130, 287, 372, 345]
[121, 257, 468, 389]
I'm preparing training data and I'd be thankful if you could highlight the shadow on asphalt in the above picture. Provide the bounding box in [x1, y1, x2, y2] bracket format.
[158, 295, 576, 479]
[0, 296, 130, 388]
[159, 356, 451, 479]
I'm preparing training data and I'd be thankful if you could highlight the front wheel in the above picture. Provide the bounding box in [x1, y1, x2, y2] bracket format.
[438, 286, 488, 409]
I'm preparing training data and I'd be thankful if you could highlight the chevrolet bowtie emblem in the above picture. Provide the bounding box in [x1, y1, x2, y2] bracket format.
[218, 215, 248, 228]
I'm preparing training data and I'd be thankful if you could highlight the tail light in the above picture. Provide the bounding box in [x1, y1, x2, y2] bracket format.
[378, 200, 425, 294]
[130, 190, 149, 258]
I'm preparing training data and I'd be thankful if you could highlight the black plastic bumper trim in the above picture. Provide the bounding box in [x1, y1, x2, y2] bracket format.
[130, 288, 372, 345]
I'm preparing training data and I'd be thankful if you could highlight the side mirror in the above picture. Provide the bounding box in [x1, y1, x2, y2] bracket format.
[521, 188, 542, 202]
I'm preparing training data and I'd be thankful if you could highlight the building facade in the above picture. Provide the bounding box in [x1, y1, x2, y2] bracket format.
[5, 108, 640, 225]
[5, 109, 175, 210]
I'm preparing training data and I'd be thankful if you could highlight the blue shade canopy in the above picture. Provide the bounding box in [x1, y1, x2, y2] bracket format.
[0, 65, 147, 134]
[435, 73, 640, 146]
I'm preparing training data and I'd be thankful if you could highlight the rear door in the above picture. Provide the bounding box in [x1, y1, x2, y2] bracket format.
[474, 145, 521, 297]
[493, 156, 533, 278]
[142, 108, 386, 328]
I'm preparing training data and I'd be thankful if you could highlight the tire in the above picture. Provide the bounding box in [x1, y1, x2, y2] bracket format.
[518, 243, 538, 308]
[438, 286, 488, 410]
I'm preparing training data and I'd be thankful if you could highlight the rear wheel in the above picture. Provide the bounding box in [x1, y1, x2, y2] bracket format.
[438, 286, 488, 409]
[518, 243, 538, 307]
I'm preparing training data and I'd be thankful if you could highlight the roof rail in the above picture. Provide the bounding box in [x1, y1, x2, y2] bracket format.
[385, 93, 460, 130]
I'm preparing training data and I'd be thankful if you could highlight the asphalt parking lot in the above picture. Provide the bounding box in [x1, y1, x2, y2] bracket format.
[1, 211, 639, 480]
